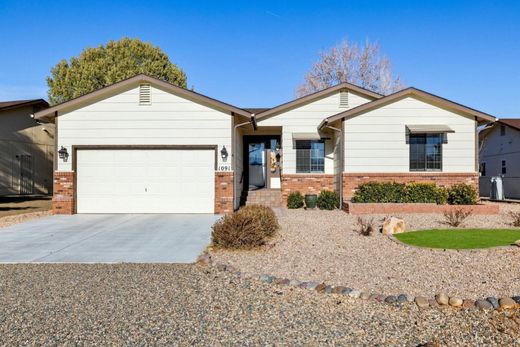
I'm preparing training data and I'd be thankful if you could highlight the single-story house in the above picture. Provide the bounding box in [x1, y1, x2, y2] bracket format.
[479, 119, 520, 199]
[0, 99, 53, 196]
[34, 74, 495, 214]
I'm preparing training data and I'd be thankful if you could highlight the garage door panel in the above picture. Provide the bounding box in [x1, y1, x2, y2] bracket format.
[76, 149, 215, 213]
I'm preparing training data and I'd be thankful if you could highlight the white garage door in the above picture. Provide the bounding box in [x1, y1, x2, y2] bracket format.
[76, 149, 215, 213]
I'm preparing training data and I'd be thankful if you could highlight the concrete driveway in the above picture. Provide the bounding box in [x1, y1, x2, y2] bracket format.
[0, 214, 219, 263]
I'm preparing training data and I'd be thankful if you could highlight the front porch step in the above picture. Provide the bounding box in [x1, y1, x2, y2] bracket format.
[245, 189, 283, 207]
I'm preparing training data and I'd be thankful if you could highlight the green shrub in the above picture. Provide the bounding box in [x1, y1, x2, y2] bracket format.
[352, 182, 406, 203]
[404, 183, 448, 204]
[287, 191, 304, 209]
[447, 184, 478, 205]
[211, 205, 279, 249]
[317, 190, 340, 210]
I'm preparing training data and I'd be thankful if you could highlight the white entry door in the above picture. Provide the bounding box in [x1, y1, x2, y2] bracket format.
[76, 149, 215, 213]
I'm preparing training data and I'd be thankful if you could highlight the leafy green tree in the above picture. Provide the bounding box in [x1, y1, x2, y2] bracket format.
[47, 37, 187, 105]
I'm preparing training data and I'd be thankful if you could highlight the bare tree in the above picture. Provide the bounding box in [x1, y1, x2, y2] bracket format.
[296, 40, 404, 97]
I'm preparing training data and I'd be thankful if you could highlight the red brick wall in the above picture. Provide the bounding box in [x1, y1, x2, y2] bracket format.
[281, 174, 335, 204]
[53, 171, 75, 214]
[215, 171, 234, 214]
[342, 172, 479, 201]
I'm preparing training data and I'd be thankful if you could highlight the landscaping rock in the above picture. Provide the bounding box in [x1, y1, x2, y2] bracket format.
[475, 299, 494, 310]
[512, 296, 520, 304]
[289, 279, 301, 287]
[342, 287, 352, 295]
[397, 294, 408, 303]
[449, 297, 463, 307]
[260, 275, 274, 283]
[407, 295, 415, 303]
[415, 296, 429, 309]
[486, 297, 499, 309]
[385, 296, 397, 304]
[499, 297, 516, 309]
[360, 292, 371, 300]
[332, 286, 346, 294]
[382, 217, 406, 235]
[369, 294, 379, 301]
[216, 263, 227, 271]
[315, 283, 327, 293]
[462, 299, 475, 309]
[305, 282, 319, 290]
[324, 285, 333, 294]
[348, 290, 361, 298]
[514, 239, 520, 247]
[435, 293, 449, 305]
[429, 299, 440, 309]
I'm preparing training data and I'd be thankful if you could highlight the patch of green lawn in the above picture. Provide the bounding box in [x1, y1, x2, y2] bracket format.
[394, 229, 520, 249]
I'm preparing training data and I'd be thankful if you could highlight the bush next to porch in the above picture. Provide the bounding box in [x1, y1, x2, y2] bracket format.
[317, 190, 340, 210]
[287, 191, 305, 209]
[352, 182, 476, 205]
[211, 205, 279, 249]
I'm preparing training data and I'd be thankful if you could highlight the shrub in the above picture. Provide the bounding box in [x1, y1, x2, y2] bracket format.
[509, 211, 520, 227]
[447, 184, 478, 205]
[404, 183, 448, 204]
[355, 217, 374, 236]
[287, 191, 304, 209]
[352, 182, 406, 203]
[442, 208, 472, 227]
[211, 205, 279, 249]
[317, 190, 340, 210]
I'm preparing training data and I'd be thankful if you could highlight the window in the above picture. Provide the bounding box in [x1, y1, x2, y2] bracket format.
[409, 133, 443, 171]
[500, 125, 506, 136]
[502, 160, 507, 175]
[296, 140, 325, 173]
[480, 162, 486, 176]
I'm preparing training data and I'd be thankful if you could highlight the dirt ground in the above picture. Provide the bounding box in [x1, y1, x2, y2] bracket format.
[0, 196, 52, 218]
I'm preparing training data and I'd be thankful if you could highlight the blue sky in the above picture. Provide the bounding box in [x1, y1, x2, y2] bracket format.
[0, 0, 518, 117]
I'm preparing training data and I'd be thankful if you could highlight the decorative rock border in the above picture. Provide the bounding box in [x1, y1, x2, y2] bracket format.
[197, 252, 520, 311]
[344, 202, 500, 215]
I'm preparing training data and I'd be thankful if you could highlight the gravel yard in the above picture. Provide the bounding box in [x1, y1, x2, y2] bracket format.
[211, 203, 520, 299]
[0, 264, 518, 345]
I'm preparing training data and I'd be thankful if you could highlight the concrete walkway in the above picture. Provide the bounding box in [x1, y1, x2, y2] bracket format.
[0, 214, 219, 263]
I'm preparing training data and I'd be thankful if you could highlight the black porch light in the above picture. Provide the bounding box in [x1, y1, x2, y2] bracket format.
[58, 146, 69, 162]
[220, 145, 228, 162]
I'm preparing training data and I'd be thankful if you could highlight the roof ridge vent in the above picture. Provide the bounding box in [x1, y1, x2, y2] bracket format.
[139, 83, 151, 105]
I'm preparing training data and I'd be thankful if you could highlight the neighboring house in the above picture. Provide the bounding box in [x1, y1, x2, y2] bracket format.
[34, 74, 495, 214]
[479, 119, 520, 199]
[0, 99, 53, 196]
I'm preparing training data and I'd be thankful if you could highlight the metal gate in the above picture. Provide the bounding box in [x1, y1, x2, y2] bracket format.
[19, 154, 33, 195]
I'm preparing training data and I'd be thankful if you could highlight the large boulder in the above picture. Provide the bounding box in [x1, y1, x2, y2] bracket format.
[382, 217, 406, 235]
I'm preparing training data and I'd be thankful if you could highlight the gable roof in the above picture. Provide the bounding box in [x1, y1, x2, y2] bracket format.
[497, 118, 520, 132]
[0, 99, 48, 112]
[319, 87, 496, 129]
[34, 74, 252, 121]
[255, 82, 383, 120]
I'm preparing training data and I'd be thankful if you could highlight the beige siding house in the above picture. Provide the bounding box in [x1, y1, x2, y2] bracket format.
[0, 100, 53, 196]
[479, 119, 520, 199]
[34, 74, 494, 214]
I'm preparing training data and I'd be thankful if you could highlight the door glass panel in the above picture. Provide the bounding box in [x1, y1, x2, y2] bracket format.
[248, 143, 266, 189]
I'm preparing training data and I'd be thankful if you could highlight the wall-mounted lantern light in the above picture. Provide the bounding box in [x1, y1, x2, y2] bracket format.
[220, 145, 228, 162]
[58, 146, 69, 162]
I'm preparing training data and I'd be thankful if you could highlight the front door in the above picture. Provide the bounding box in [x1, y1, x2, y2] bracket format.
[244, 136, 281, 191]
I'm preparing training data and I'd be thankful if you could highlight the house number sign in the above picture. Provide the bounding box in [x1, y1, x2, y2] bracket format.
[218, 165, 231, 171]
